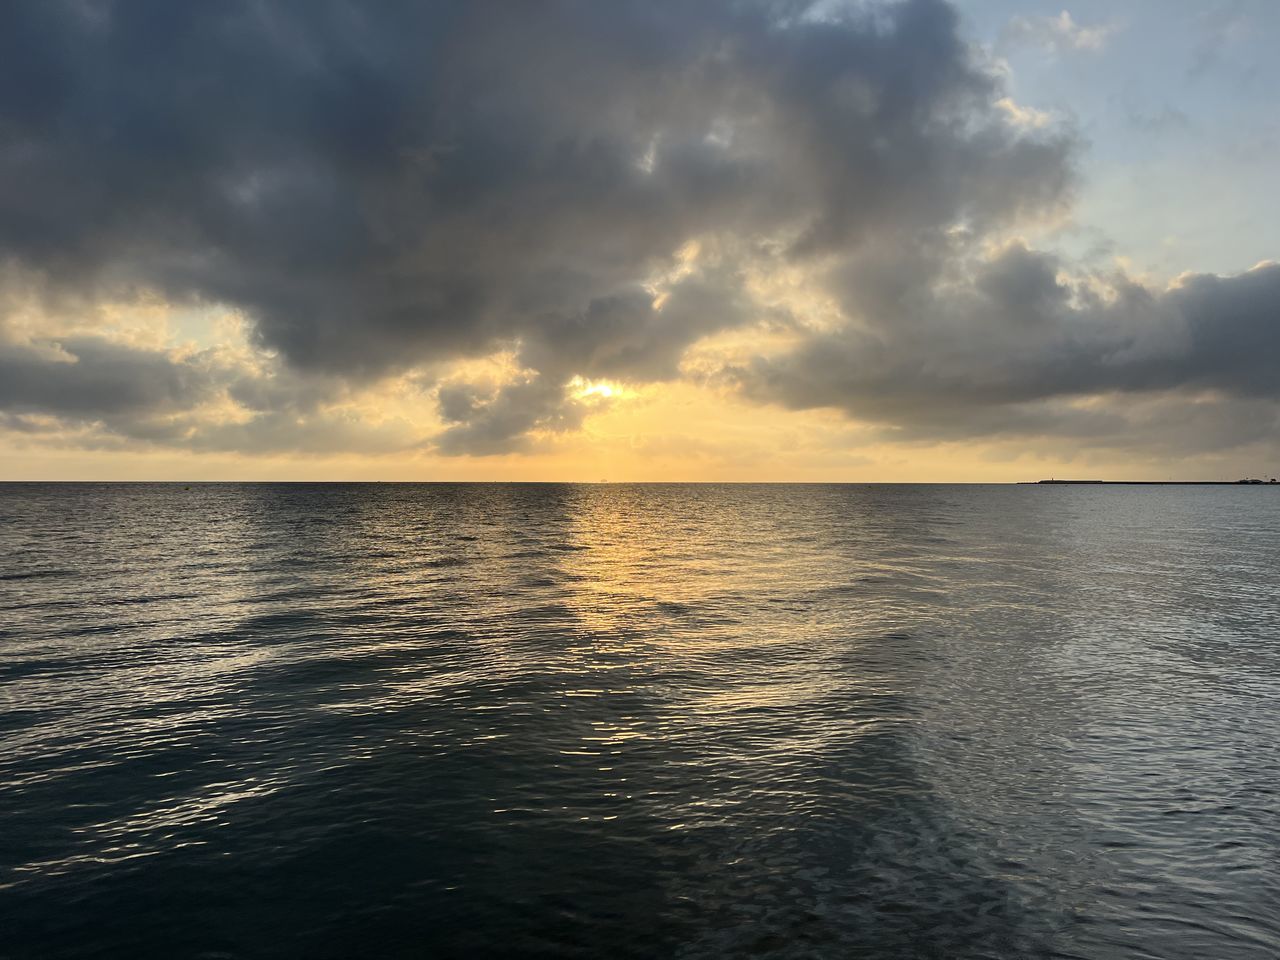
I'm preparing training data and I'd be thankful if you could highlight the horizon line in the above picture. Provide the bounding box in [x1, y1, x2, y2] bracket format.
[1, 479, 1274, 486]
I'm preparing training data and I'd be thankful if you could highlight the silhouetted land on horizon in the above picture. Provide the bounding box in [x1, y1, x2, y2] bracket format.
[1026, 479, 1279, 485]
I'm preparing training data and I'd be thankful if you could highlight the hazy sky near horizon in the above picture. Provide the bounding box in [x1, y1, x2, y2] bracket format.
[1, 0, 1277, 481]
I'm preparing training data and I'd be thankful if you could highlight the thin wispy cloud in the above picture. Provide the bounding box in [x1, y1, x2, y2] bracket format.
[999, 9, 1118, 55]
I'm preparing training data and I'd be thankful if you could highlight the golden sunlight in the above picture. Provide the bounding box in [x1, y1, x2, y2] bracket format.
[569, 377, 629, 401]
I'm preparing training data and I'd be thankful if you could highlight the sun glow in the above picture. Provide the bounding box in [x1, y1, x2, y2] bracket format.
[570, 377, 628, 401]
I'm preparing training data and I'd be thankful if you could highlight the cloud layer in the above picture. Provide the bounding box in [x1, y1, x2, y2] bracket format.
[0, 0, 1275, 465]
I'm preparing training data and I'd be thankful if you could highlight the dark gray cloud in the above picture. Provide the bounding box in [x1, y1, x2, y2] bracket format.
[434, 375, 588, 456]
[0, 0, 1272, 460]
[735, 249, 1280, 452]
[0, 336, 214, 422]
[0, 330, 424, 454]
[0, 0, 1082, 453]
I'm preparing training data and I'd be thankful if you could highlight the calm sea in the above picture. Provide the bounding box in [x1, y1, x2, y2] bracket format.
[2, 483, 1278, 959]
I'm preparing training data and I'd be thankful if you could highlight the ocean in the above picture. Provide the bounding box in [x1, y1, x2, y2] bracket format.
[2, 482, 1278, 959]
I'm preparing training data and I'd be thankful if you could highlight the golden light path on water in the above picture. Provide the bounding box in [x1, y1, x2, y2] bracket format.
[1, 482, 1279, 958]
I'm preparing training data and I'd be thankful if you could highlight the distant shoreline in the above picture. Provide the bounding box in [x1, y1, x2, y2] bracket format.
[1024, 479, 1279, 485]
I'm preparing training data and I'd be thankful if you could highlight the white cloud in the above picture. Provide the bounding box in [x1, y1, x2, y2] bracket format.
[995, 97, 1054, 130]
[1001, 10, 1118, 55]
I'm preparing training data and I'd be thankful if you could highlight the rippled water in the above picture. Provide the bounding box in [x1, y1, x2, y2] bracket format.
[2, 483, 1279, 959]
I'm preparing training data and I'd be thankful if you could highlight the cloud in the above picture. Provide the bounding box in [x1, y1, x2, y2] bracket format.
[0, 336, 214, 423]
[0, 294, 429, 455]
[1000, 10, 1117, 55]
[0, 0, 1273, 468]
[432, 374, 590, 456]
[0, 0, 1076, 455]
[731, 251, 1280, 454]
[1188, 1, 1253, 80]
[995, 97, 1054, 130]
[1125, 105, 1192, 135]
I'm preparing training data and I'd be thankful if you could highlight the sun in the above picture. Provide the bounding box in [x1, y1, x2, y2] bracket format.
[569, 377, 625, 400]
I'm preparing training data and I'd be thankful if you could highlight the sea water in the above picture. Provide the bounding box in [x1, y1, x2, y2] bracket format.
[2, 483, 1278, 958]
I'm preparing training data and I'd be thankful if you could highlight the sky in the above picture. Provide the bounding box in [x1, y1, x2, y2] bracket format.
[1, 0, 1277, 481]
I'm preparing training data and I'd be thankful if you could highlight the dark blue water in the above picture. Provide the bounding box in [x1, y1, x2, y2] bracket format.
[2, 483, 1278, 959]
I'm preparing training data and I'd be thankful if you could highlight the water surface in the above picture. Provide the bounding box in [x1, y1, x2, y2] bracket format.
[2, 483, 1278, 958]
